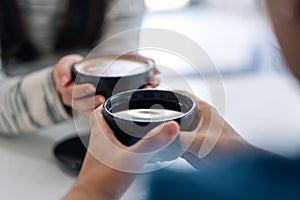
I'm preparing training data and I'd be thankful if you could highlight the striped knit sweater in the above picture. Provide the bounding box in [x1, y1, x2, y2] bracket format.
[0, 0, 144, 135]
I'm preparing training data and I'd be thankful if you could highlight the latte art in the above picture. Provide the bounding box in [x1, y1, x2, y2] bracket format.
[114, 109, 183, 121]
[76, 57, 148, 77]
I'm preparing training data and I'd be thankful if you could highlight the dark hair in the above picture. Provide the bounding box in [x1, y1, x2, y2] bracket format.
[0, 0, 108, 64]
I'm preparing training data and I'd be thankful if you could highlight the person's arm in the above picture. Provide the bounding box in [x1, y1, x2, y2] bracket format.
[266, 0, 300, 80]
[63, 106, 179, 200]
[0, 54, 104, 135]
[0, 65, 71, 135]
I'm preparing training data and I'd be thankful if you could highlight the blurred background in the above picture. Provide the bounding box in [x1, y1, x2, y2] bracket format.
[142, 0, 284, 75]
[140, 0, 300, 158]
[0, 2, 299, 200]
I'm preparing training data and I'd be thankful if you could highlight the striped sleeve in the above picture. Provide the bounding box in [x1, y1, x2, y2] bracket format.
[0, 66, 71, 136]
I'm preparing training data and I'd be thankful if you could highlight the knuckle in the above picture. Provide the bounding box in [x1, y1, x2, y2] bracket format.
[56, 55, 72, 68]
[61, 55, 71, 62]
[56, 56, 68, 66]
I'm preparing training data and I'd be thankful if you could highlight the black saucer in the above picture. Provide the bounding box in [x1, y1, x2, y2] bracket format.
[53, 134, 90, 173]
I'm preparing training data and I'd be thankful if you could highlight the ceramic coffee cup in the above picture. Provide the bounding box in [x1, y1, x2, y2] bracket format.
[103, 89, 200, 161]
[72, 55, 155, 98]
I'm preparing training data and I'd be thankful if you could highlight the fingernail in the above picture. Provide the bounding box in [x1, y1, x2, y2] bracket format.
[61, 75, 68, 86]
[165, 122, 179, 137]
[98, 96, 105, 104]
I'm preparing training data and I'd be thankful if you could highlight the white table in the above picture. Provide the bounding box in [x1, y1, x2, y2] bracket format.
[1, 72, 300, 200]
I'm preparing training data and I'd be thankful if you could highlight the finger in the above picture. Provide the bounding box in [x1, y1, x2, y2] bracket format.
[72, 84, 97, 99]
[59, 86, 73, 106]
[174, 90, 209, 131]
[60, 84, 98, 106]
[95, 95, 106, 108]
[72, 95, 105, 112]
[88, 107, 122, 153]
[180, 130, 202, 155]
[153, 66, 160, 75]
[143, 76, 160, 89]
[56, 54, 83, 87]
[144, 85, 153, 89]
[91, 106, 124, 147]
[174, 90, 211, 115]
[130, 121, 180, 153]
[149, 76, 160, 87]
[175, 90, 207, 107]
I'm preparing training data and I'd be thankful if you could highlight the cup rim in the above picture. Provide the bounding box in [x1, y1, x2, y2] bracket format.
[103, 89, 197, 123]
[73, 55, 155, 78]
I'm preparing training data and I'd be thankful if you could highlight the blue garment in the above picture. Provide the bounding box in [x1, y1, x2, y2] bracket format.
[149, 154, 300, 200]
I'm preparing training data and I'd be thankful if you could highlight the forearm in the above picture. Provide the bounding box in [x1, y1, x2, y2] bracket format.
[0, 67, 71, 135]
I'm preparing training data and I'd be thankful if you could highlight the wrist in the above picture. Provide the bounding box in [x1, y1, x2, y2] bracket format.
[68, 152, 136, 200]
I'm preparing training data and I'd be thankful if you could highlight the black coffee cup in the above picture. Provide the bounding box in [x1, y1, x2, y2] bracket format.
[103, 89, 200, 149]
[72, 55, 155, 98]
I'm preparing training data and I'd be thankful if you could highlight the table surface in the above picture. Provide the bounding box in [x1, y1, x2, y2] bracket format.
[1, 71, 300, 200]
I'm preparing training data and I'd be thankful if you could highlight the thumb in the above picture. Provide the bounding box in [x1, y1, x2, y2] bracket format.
[56, 54, 83, 86]
[130, 121, 180, 153]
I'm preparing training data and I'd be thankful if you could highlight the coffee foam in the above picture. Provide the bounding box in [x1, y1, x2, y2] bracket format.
[75, 57, 148, 77]
[113, 109, 183, 121]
